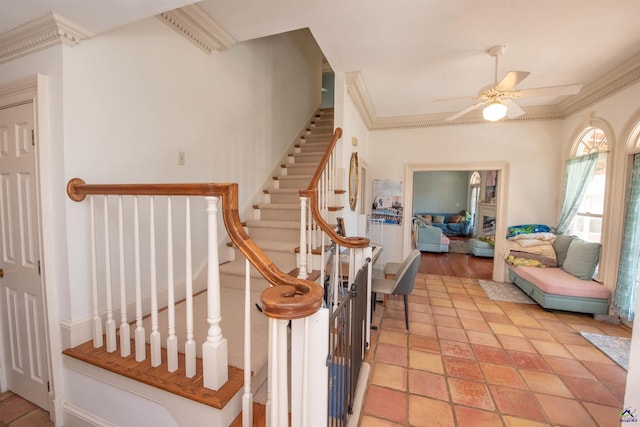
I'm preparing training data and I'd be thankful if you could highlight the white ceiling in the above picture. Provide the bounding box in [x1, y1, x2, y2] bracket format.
[3, 0, 640, 121]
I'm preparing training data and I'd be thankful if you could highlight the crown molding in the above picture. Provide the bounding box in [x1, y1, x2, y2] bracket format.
[157, 4, 236, 54]
[0, 12, 93, 64]
[347, 53, 640, 130]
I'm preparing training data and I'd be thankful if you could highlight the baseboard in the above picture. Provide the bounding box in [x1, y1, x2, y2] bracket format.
[63, 402, 115, 427]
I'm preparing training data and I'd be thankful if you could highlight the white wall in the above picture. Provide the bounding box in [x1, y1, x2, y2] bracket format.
[60, 18, 323, 323]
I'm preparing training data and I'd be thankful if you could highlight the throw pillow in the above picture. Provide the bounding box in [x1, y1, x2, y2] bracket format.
[563, 239, 601, 280]
[449, 215, 464, 223]
[553, 234, 577, 268]
[421, 214, 432, 222]
[432, 215, 445, 224]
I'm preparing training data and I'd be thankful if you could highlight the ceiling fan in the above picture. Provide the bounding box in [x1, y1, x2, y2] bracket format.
[435, 45, 582, 122]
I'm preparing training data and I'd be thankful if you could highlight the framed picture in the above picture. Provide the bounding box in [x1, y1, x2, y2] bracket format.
[371, 179, 403, 225]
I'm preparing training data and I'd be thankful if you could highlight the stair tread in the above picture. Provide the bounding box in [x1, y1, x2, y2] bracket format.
[245, 219, 300, 229]
[256, 203, 299, 210]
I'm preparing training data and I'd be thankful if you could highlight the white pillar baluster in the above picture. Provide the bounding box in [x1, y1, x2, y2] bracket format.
[265, 319, 272, 426]
[117, 196, 131, 357]
[149, 197, 161, 367]
[103, 196, 116, 353]
[298, 196, 308, 279]
[202, 196, 228, 390]
[133, 196, 146, 362]
[277, 319, 289, 427]
[166, 197, 178, 373]
[242, 259, 253, 427]
[89, 196, 103, 348]
[184, 198, 196, 378]
[307, 203, 313, 272]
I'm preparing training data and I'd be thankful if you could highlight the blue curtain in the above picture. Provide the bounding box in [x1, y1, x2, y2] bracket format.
[613, 154, 640, 321]
[554, 153, 599, 234]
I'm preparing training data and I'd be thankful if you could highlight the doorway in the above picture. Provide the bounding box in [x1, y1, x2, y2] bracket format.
[0, 85, 50, 411]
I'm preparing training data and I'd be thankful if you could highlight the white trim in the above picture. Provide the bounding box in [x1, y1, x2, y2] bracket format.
[0, 13, 93, 64]
[157, 4, 236, 54]
[63, 402, 115, 427]
[404, 161, 510, 282]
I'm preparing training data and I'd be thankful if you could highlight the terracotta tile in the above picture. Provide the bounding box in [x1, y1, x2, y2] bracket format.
[380, 317, 408, 332]
[602, 381, 626, 403]
[542, 355, 595, 379]
[409, 349, 444, 374]
[567, 322, 604, 334]
[548, 330, 588, 345]
[448, 378, 495, 410]
[561, 376, 621, 407]
[408, 301, 433, 314]
[502, 415, 551, 427]
[408, 335, 440, 353]
[378, 330, 408, 348]
[375, 343, 408, 367]
[480, 363, 526, 389]
[467, 330, 501, 348]
[408, 369, 449, 401]
[430, 297, 453, 308]
[565, 344, 616, 364]
[410, 321, 438, 338]
[385, 307, 407, 321]
[489, 322, 524, 337]
[497, 335, 536, 353]
[359, 415, 404, 427]
[473, 344, 512, 365]
[428, 291, 449, 300]
[529, 339, 573, 358]
[443, 357, 483, 381]
[410, 311, 434, 325]
[476, 303, 505, 314]
[598, 325, 632, 338]
[534, 393, 597, 427]
[483, 312, 514, 325]
[439, 339, 475, 360]
[583, 402, 624, 427]
[537, 319, 575, 333]
[434, 315, 461, 328]
[582, 361, 628, 385]
[459, 317, 492, 333]
[489, 385, 546, 422]
[456, 308, 485, 320]
[9, 408, 53, 427]
[507, 314, 543, 329]
[519, 370, 573, 398]
[454, 405, 503, 427]
[409, 394, 454, 427]
[371, 362, 407, 391]
[507, 350, 552, 372]
[363, 385, 407, 425]
[449, 293, 474, 303]
[431, 306, 457, 317]
[0, 395, 37, 424]
[436, 325, 468, 343]
[519, 327, 556, 342]
[452, 300, 477, 311]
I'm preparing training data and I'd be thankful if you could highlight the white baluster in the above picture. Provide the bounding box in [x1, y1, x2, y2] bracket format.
[103, 196, 116, 353]
[307, 204, 313, 273]
[89, 196, 103, 348]
[242, 259, 253, 427]
[276, 319, 289, 427]
[184, 198, 196, 378]
[117, 196, 131, 357]
[298, 196, 308, 279]
[166, 197, 178, 372]
[202, 196, 228, 390]
[149, 197, 161, 367]
[134, 196, 146, 361]
[268, 319, 279, 426]
[265, 319, 272, 425]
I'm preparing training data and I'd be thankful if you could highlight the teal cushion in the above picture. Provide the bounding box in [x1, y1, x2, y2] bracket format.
[553, 234, 577, 268]
[562, 239, 601, 280]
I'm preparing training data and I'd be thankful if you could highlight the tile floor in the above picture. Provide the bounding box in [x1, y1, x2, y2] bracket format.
[360, 273, 630, 427]
[0, 391, 52, 427]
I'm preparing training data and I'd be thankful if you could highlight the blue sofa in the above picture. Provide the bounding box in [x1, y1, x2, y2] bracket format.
[412, 217, 450, 252]
[414, 212, 471, 236]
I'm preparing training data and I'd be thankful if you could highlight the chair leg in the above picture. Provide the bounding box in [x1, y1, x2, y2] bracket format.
[371, 292, 376, 324]
[403, 294, 409, 329]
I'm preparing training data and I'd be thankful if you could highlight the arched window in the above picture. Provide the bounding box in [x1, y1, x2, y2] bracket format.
[468, 171, 481, 235]
[569, 127, 609, 242]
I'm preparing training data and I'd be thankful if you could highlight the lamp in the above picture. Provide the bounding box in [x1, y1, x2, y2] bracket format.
[482, 101, 507, 121]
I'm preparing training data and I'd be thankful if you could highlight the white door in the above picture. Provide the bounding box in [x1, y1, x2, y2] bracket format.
[0, 101, 49, 409]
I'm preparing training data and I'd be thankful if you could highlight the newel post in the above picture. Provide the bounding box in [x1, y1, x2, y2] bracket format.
[202, 196, 228, 390]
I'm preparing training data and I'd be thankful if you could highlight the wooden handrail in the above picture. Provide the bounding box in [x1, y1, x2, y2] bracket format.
[300, 127, 369, 249]
[67, 178, 323, 320]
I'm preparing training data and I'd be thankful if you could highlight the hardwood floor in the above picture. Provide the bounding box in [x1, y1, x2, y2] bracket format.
[418, 240, 494, 280]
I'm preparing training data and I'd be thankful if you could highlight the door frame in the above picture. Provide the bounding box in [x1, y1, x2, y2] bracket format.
[0, 75, 60, 418]
[404, 161, 510, 282]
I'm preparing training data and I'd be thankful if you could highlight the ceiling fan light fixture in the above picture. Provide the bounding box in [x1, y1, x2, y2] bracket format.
[483, 101, 507, 121]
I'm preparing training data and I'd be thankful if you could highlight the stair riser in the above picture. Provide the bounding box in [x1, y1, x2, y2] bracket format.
[277, 178, 310, 189]
[220, 273, 270, 293]
[290, 154, 323, 163]
[284, 166, 317, 175]
[248, 226, 300, 242]
[266, 193, 300, 204]
[259, 209, 300, 221]
[299, 145, 328, 154]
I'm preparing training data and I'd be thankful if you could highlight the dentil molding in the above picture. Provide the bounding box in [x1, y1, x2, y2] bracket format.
[0, 12, 93, 64]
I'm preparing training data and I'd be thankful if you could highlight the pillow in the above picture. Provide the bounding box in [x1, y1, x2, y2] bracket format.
[449, 215, 464, 223]
[432, 215, 445, 224]
[562, 239, 601, 280]
[553, 234, 577, 268]
[423, 218, 432, 226]
[421, 214, 432, 222]
[413, 216, 426, 227]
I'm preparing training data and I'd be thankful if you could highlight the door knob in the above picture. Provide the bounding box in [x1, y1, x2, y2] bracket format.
[0, 268, 3, 278]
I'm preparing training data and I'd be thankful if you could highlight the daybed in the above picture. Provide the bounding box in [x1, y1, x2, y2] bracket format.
[414, 212, 471, 236]
[505, 226, 610, 315]
[468, 237, 494, 257]
[412, 216, 450, 253]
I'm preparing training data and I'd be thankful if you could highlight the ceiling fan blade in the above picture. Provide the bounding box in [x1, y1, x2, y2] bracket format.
[445, 101, 486, 121]
[503, 99, 525, 119]
[432, 96, 475, 103]
[513, 84, 582, 98]
[494, 71, 530, 91]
